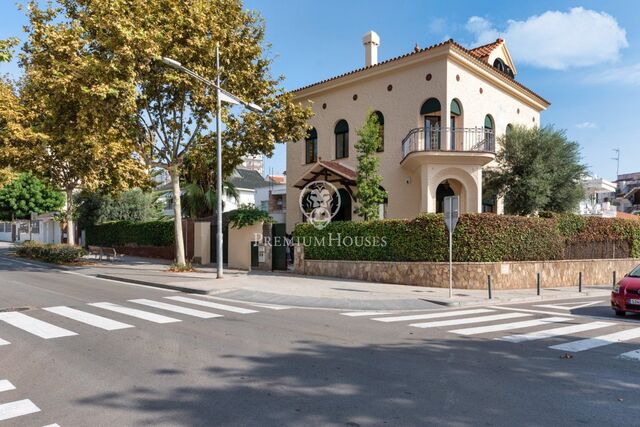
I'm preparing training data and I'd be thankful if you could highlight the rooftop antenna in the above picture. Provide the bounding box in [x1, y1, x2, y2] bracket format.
[612, 148, 620, 179]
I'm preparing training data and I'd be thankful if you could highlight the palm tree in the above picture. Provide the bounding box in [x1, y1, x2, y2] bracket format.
[181, 180, 239, 219]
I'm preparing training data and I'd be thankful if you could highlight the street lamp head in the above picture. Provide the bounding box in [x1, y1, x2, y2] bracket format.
[160, 57, 182, 69]
[245, 102, 264, 113]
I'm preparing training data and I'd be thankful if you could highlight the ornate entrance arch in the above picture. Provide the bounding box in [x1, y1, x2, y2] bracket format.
[428, 167, 480, 213]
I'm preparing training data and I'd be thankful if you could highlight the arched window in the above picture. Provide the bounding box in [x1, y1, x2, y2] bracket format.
[372, 111, 384, 152]
[305, 127, 317, 164]
[420, 98, 441, 115]
[506, 123, 513, 135]
[420, 98, 442, 150]
[484, 115, 495, 151]
[493, 58, 514, 78]
[335, 119, 349, 159]
[450, 99, 462, 150]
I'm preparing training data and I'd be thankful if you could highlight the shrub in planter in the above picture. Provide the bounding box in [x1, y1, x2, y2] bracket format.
[16, 241, 87, 264]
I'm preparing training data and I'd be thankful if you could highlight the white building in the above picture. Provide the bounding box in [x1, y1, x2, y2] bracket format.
[255, 175, 287, 224]
[578, 176, 617, 217]
[286, 32, 549, 231]
[0, 213, 63, 244]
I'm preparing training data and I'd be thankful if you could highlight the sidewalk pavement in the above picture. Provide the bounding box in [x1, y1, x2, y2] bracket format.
[63, 253, 612, 311]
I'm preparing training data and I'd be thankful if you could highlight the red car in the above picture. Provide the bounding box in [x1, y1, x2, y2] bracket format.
[611, 265, 640, 316]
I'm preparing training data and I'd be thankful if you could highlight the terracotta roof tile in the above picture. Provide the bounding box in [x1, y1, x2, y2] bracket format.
[468, 38, 503, 62]
[291, 38, 549, 106]
[319, 160, 357, 181]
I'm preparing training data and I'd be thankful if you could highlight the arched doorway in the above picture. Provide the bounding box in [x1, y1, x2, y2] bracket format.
[435, 181, 455, 213]
[435, 179, 467, 213]
[334, 188, 352, 221]
[420, 97, 441, 150]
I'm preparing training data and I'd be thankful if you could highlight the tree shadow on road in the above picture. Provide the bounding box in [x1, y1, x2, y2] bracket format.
[75, 336, 640, 427]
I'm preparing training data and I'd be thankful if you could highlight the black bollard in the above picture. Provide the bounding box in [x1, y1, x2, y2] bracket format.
[578, 271, 582, 293]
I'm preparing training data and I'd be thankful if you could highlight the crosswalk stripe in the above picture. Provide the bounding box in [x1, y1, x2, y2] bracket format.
[341, 311, 393, 317]
[451, 316, 570, 336]
[0, 338, 9, 346]
[0, 399, 40, 421]
[410, 312, 531, 329]
[129, 299, 223, 319]
[43, 306, 134, 331]
[500, 321, 614, 343]
[42, 424, 61, 427]
[247, 303, 289, 310]
[0, 312, 77, 339]
[166, 296, 258, 314]
[550, 328, 640, 352]
[373, 308, 494, 323]
[88, 302, 181, 324]
[618, 349, 640, 361]
[0, 380, 15, 393]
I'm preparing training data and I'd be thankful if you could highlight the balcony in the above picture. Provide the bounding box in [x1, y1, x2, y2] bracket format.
[401, 127, 496, 169]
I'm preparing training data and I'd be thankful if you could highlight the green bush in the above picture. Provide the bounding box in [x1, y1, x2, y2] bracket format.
[16, 241, 87, 264]
[86, 220, 174, 247]
[295, 213, 640, 262]
[228, 204, 273, 229]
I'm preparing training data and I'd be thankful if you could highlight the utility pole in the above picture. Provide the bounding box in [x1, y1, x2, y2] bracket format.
[612, 148, 620, 179]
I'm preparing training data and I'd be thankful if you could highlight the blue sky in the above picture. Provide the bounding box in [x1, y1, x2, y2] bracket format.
[2, 1, 639, 180]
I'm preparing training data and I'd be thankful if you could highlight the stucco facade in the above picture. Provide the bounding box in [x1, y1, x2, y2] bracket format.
[286, 36, 549, 231]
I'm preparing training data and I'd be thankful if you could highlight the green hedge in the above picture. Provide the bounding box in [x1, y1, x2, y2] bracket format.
[16, 241, 87, 264]
[294, 213, 640, 262]
[86, 220, 175, 247]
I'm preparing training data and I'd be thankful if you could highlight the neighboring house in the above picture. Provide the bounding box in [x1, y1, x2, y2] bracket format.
[226, 168, 268, 212]
[255, 175, 287, 224]
[578, 176, 617, 217]
[615, 172, 640, 213]
[0, 213, 62, 244]
[157, 165, 268, 217]
[286, 32, 549, 231]
[240, 154, 265, 175]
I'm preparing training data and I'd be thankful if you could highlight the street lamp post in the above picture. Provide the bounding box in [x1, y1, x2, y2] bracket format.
[160, 45, 263, 279]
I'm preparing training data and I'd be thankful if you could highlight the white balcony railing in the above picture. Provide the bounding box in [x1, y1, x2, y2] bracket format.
[401, 127, 495, 159]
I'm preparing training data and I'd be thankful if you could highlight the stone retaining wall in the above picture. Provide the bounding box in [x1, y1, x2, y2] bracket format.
[293, 244, 640, 289]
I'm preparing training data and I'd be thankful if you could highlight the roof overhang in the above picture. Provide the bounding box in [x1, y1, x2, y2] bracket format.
[291, 40, 549, 112]
[294, 161, 357, 189]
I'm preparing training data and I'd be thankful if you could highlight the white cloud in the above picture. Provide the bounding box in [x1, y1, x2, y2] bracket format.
[466, 8, 628, 70]
[585, 62, 640, 86]
[575, 122, 597, 129]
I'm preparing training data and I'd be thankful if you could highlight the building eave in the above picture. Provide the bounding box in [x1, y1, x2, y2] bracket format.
[291, 39, 550, 111]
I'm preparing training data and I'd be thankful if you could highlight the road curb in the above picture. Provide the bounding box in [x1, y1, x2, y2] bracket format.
[422, 290, 611, 307]
[95, 274, 209, 294]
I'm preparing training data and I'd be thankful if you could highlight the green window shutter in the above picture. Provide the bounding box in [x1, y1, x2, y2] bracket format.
[420, 98, 441, 115]
[335, 120, 348, 134]
[484, 115, 494, 129]
[450, 99, 461, 116]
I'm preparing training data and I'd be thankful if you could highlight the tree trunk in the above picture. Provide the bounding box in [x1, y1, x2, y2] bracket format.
[170, 169, 186, 266]
[65, 188, 75, 246]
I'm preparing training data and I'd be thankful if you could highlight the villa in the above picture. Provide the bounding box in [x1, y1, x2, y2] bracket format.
[286, 32, 549, 231]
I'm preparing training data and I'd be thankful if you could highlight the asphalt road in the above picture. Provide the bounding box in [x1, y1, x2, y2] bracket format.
[1, 249, 640, 426]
